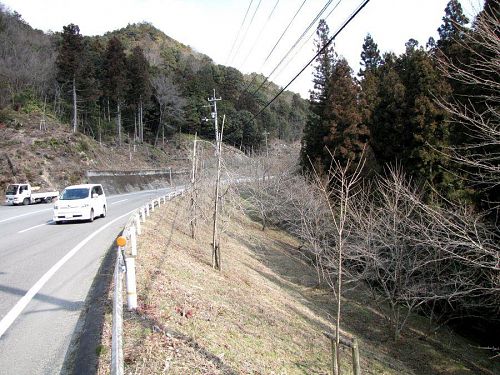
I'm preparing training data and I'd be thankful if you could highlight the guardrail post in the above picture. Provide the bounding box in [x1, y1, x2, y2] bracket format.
[112, 238, 126, 375]
[130, 226, 137, 256]
[125, 257, 137, 310]
[135, 214, 141, 235]
[151, 200, 155, 212]
[145, 204, 150, 217]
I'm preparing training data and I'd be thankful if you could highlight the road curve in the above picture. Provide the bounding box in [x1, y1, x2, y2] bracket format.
[0, 188, 172, 375]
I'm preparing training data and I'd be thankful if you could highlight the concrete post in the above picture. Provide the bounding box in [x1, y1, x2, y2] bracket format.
[125, 257, 137, 310]
[130, 226, 137, 256]
[135, 214, 141, 235]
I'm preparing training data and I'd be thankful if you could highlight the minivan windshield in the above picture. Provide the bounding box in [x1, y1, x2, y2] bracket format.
[60, 188, 89, 200]
[6, 185, 18, 195]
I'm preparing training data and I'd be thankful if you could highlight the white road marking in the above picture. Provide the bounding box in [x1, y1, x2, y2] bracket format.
[0, 209, 135, 339]
[110, 199, 128, 205]
[17, 222, 50, 234]
[0, 208, 52, 224]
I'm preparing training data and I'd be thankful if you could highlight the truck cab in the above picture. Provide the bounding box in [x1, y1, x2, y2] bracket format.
[5, 184, 31, 205]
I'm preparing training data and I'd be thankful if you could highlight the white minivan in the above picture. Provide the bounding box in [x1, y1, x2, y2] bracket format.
[53, 184, 107, 224]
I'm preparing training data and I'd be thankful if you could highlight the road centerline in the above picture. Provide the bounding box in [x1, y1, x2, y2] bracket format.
[17, 222, 50, 234]
[0, 208, 52, 224]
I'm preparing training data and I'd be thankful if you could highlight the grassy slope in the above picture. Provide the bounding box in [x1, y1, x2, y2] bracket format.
[97, 194, 499, 375]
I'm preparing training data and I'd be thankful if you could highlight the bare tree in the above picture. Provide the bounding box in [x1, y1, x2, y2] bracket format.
[0, 8, 55, 108]
[437, 8, 500, 203]
[150, 74, 185, 147]
[310, 150, 365, 374]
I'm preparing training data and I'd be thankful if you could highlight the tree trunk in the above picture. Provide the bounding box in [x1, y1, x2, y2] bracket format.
[72, 77, 77, 133]
[117, 102, 122, 146]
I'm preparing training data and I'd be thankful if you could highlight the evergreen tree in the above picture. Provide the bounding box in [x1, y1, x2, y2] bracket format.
[358, 34, 382, 171]
[359, 33, 381, 77]
[323, 58, 368, 169]
[127, 46, 151, 143]
[103, 37, 128, 145]
[300, 19, 336, 171]
[56, 24, 83, 133]
[370, 53, 408, 165]
[437, 0, 470, 54]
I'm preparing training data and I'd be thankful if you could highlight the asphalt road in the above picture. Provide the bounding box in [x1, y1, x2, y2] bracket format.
[0, 188, 172, 375]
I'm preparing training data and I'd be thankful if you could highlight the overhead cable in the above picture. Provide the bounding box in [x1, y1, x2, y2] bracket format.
[230, 0, 264, 66]
[239, 0, 281, 69]
[238, 0, 308, 101]
[226, 0, 254, 65]
[250, 0, 371, 122]
[250, 0, 338, 97]
[273, 0, 343, 82]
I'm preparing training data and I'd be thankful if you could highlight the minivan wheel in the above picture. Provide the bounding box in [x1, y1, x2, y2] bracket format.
[89, 209, 94, 222]
[101, 205, 106, 218]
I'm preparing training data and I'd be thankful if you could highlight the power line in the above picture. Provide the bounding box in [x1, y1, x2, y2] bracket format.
[262, 0, 309, 67]
[230, 0, 264, 66]
[237, 0, 308, 102]
[249, 0, 337, 98]
[273, 0, 343, 82]
[239, 0, 281, 70]
[250, 0, 371, 122]
[225, 0, 254, 65]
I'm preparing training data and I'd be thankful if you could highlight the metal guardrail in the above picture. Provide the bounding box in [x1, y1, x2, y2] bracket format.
[110, 188, 185, 375]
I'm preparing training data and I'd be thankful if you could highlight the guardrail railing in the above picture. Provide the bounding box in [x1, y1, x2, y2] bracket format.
[110, 188, 185, 375]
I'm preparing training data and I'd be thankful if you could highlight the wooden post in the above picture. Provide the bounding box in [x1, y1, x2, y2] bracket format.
[352, 338, 360, 375]
[324, 331, 360, 375]
[331, 339, 338, 375]
[190, 134, 198, 239]
[212, 116, 224, 270]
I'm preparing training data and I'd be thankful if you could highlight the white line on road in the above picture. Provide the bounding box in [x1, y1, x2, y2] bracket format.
[110, 199, 128, 205]
[17, 222, 50, 234]
[0, 209, 135, 339]
[0, 208, 52, 224]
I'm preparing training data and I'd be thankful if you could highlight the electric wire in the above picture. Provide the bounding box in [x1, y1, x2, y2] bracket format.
[230, 0, 264, 67]
[239, 0, 281, 70]
[225, 0, 254, 65]
[237, 0, 308, 101]
[248, 0, 371, 123]
[273, 0, 343, 83]
[249, 0, 337, 98]
[262, 0, 309, 67]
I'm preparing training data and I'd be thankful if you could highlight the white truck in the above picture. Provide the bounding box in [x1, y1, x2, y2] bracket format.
[4, 183, 59, 205]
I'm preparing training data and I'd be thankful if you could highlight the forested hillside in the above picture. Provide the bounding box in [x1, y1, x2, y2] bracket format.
[0, 5, 309, 153]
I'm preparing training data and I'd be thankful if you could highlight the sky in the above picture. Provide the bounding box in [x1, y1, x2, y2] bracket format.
[1, 0, 483, 98]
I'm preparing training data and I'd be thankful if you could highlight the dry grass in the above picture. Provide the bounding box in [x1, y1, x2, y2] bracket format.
[97, 194, 500, 375]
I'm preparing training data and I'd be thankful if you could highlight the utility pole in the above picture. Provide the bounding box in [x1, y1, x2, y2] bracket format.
[207, 89, 222, 150]
[262, 131, 270, 158]
[190, 133, 198, 239]
[206, 90, 223, 270]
